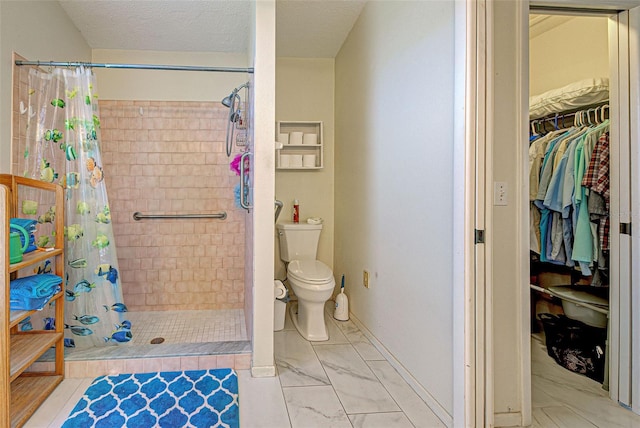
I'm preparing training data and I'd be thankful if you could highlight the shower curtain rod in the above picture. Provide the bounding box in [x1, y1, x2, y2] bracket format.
[14, 60, 253, 74]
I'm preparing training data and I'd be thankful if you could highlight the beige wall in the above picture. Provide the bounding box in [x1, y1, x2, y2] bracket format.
[335, 1, 456, 419]
[530, 15, 609, 96]
[275, 57, 335, 281]
[0, 1, 91, 173]
[92, 49, 249, 102]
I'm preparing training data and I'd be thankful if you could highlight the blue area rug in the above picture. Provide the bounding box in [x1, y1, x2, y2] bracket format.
[62, 369, 239, 428]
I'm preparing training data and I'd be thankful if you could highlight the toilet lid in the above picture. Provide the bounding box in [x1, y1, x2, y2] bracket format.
[288, 260, 334, 284]
[548, 286, 609, 308]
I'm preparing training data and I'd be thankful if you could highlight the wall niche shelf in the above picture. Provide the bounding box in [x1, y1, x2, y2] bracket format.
[276, 121, 323, 170]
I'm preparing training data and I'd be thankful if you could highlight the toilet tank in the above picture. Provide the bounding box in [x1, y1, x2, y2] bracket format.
[276, 222, 322, 262]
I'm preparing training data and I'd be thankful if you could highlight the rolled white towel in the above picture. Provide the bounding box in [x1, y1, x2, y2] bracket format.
[306, 217, 323, 225]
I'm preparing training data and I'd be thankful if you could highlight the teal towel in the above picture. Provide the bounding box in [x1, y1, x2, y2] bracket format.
[10, 287, 61, 311]
[10, 274, 62, 298]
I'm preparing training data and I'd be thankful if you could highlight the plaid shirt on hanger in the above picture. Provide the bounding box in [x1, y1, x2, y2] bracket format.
[582, 132, 610, 251]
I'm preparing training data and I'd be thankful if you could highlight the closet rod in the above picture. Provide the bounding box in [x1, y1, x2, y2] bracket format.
[14, 60, 253, 74]
[529, 5, 623, 15]
[531, 102, 609, 122]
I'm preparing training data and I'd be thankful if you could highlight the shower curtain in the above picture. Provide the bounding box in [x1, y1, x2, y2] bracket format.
[19, 66, 131, 348]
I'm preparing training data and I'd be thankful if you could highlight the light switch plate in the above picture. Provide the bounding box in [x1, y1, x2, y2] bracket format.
[494, 181, 508, 206]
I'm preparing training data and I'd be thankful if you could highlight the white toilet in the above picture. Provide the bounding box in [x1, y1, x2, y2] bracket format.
[277, 222, 335, 341]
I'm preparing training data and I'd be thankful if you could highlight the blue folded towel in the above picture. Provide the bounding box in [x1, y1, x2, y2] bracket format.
[10, 274, 62, 299]
[10, 287, 61, 311]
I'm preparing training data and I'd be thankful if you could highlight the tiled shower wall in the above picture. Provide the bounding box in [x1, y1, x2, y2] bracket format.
[99, 100, 245, 311]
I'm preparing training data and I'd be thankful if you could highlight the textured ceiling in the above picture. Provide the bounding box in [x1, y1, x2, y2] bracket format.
[276, 1, 366, 57]
[58, 0, 367, 58]
[59, 1, 252, 53]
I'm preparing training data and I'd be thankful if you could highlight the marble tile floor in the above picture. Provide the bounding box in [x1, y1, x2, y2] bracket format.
[27, 305, 640, 427]
[271, 302, 446, 427]
[26, 301, 445, 427]
[529, 335, 640, 428]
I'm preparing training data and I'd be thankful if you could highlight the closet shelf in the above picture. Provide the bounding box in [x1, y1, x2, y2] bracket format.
[277, 166, 322, 170]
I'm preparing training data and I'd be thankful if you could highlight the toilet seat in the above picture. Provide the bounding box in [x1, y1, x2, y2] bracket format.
[288, 260, 334, 287]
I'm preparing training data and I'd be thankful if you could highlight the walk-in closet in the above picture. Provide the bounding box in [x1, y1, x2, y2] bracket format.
[528, 11, 621, 419]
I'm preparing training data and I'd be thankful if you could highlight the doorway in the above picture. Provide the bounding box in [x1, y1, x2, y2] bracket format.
[528, 10, 618, 422]
[478, 1, 640, 426]
[525, 5, 640, 418]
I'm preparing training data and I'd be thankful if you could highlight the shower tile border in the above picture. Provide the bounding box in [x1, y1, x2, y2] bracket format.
[28, 352, 252, 378]
[37, 340, 251, 362]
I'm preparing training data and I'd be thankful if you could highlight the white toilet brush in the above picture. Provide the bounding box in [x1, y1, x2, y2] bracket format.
[334, 274, 349, 321]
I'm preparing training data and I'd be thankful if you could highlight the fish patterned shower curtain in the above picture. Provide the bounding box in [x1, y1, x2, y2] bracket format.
[19, 66, 131, 348]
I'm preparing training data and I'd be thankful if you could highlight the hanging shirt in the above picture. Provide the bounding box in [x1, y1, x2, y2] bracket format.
[537, 133, 569, 202]
[536, 129, 580, 262]
[572, 124, 608, 272]
[529, 131, 563, 253]
[543, 133, 584, 266]
[582, 132, 610, 252]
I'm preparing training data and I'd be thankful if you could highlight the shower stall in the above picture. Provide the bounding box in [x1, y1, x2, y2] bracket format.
[12, 58, 255, 368]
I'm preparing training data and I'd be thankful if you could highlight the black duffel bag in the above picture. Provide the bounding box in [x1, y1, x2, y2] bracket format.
[538, 313, 607, 383]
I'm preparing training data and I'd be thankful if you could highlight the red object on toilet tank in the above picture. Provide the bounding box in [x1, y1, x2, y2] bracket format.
[293, 199, 299, 223]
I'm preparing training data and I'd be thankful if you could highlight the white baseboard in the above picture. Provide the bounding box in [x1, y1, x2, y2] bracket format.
[349, 313, 454, 427]
[493, 411, 522, 427]
[250, 364, 276, 377]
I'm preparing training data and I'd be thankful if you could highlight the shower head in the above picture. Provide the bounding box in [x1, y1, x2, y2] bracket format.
[221, 82, 250, 107]
[221, 93, 235, 108]
[222, 81, 250, 157]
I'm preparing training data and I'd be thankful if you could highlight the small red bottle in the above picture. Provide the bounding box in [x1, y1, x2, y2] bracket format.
[293, 199, 300, 223]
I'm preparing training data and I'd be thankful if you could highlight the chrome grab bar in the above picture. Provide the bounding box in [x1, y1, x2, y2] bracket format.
[275, 200, 283, 223]
[133, 212, 227, 221]
[240, 151, 252, 210]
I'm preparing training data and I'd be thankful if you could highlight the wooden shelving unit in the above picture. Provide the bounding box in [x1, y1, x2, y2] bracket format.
[0, 174, 65, 428]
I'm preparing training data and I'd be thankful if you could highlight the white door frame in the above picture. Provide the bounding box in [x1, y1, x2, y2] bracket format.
[608, 9, 631, 407]
[468, 1, 529, 426]
[458, 0, 490, 425]
[630, 6, 640, 414]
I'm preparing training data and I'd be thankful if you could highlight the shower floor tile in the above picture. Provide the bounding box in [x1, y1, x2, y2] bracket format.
[127, 309, 247, 345]
[38, 309, 249, 362]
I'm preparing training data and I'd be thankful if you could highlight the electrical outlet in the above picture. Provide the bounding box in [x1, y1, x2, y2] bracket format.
[363, 270, 369, 288]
